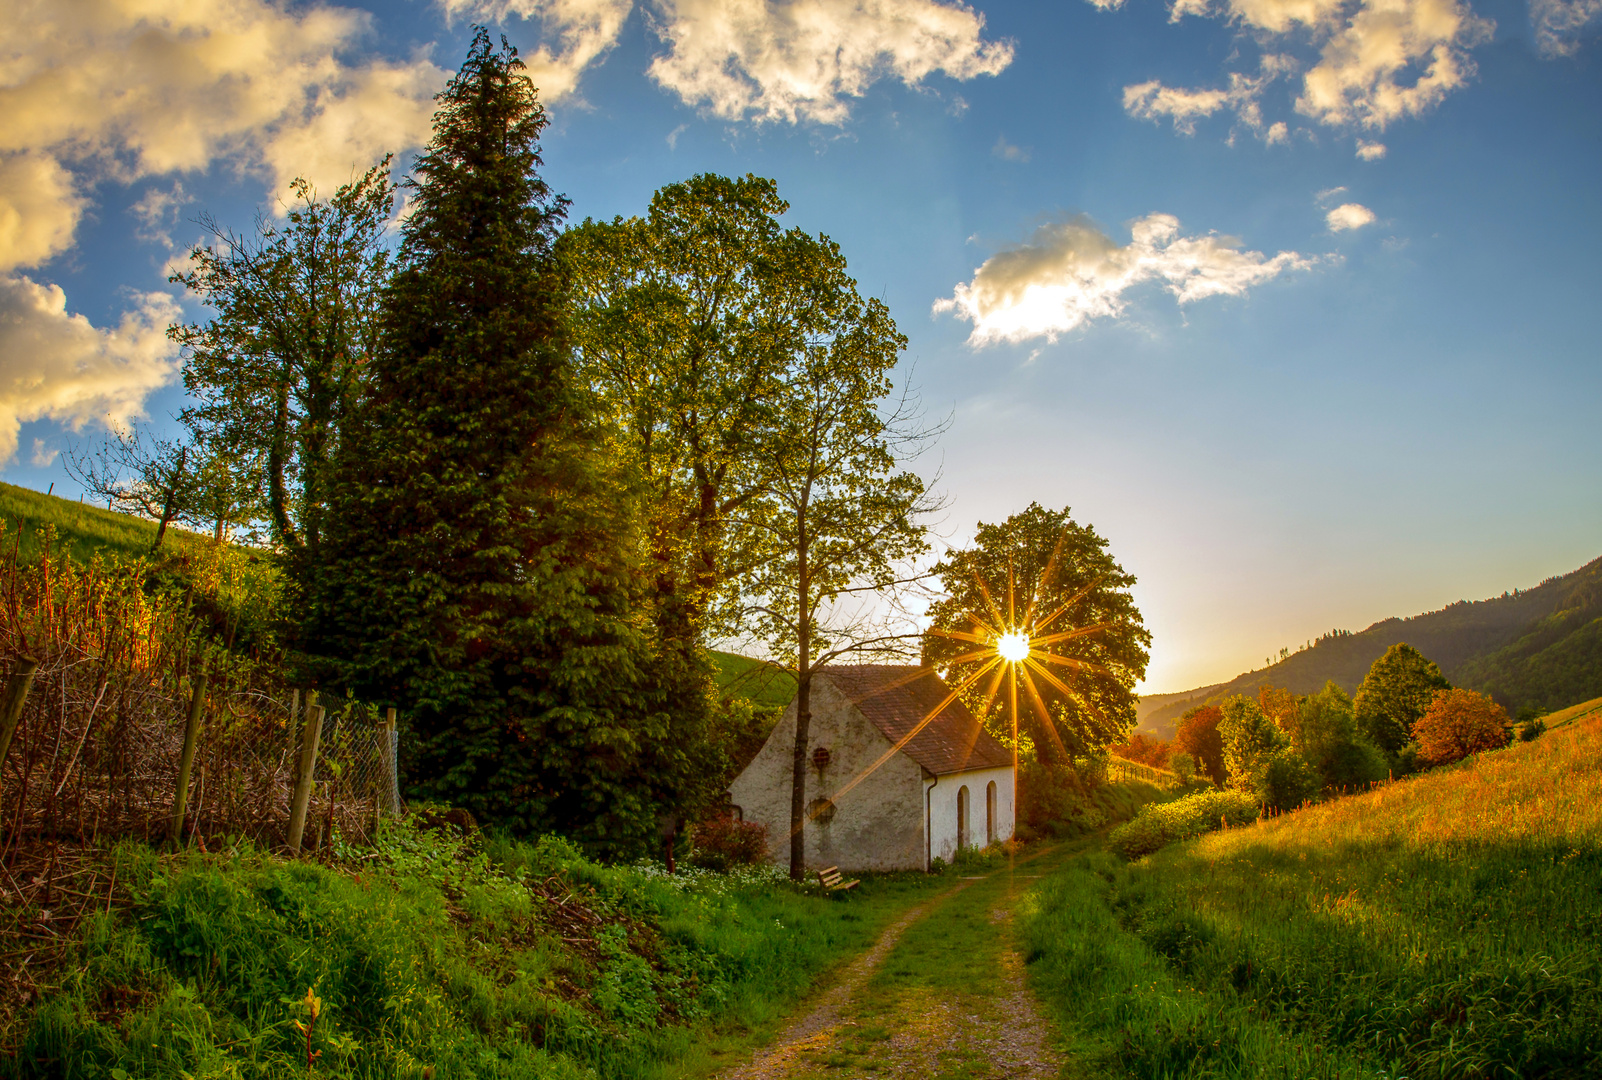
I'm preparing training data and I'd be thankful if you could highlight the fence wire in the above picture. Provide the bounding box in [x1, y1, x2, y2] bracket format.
[0, 530, 401, 850]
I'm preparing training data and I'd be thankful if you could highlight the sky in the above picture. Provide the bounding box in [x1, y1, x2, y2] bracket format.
[2, 0, 1600, 693]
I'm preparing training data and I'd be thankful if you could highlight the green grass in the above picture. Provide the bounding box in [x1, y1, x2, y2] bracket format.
[1542, 693, 1602, 731]
[4, 824, 947, 1079]
[710, 651, 796, 710]
[0, 480, 207, 563]
[1021, 712, 1602, 1079]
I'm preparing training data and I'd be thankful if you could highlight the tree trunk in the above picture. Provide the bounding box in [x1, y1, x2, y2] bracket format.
[788, 511, 811, 880]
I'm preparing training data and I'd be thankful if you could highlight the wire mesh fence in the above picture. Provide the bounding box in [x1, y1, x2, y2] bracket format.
[0, 525, 401, 852]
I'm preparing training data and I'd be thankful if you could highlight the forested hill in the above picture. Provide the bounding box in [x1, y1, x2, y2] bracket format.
[1139, 554, 1602, 739]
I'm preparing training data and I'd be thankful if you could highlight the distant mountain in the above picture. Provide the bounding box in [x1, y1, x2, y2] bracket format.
[1139, 555, 1602, 741]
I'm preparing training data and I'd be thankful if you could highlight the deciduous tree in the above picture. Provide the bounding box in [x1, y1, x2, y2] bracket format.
[1354, 643, 1451, 756]
[1413, 687, 1510, 766]
[171, 158, 395, 569]
[923, 503, 1150, 766]
[736, 268, 936, 879]
[1175, 703, 1226, 785]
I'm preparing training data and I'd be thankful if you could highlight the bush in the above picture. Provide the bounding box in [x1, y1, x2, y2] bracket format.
[1108, 789, 1260, 859]
[688, 817, 770, 871]
[1260, 748, 1320, 811]
[1168, 751, 1197, 782]
[1519, 718, 1547, 742]
[1413, 688, 1511, 766]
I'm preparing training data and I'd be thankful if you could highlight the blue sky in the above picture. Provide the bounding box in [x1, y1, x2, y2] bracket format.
[2, 0, 1599, 691]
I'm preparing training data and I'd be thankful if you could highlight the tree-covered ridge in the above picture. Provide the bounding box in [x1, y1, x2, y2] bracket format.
[1140, 554, 1602, 738]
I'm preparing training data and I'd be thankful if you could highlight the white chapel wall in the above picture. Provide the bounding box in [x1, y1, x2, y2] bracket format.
[726, 676, 927, 873]
[924, 763, 1015, 866]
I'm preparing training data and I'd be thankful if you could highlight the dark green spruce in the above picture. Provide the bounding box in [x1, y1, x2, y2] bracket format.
[306, 30, 714, 852]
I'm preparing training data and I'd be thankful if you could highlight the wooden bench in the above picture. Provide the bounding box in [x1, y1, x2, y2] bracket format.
[818, 865, 859, 892]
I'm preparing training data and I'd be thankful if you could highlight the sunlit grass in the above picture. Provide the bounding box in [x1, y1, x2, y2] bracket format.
[1023, 714, 1602, 1079]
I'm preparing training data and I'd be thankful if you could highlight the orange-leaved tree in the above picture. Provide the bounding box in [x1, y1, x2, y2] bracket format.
[1413, 688, 1510, 767]
[1175, 704, 1226, 785]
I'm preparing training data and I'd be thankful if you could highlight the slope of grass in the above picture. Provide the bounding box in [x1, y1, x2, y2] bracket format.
[0, 481, 167, 563]
[1022, 713, 1602, 1079]
[710, 650, 796, 710]
[4, 824, 946, 1079]
[1543, 694, 1602, 731]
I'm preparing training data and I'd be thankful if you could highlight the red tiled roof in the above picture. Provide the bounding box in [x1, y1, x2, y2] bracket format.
[821, 665, 1013, 776]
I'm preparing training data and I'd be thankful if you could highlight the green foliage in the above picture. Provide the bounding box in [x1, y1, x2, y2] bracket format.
[1354, 643, 1451, 756]
[1297, 681, 1389, 792]
[1014, 761, 1161, 840]
[1107, 788, 1260, 859]
[4, 822, 946, 1078]
[1259, 747, 1321, 811]
[1218, 696, 1288, 789]
[1167, 750, 1197, 782]
[922, 502, 1150, 764]
[1025, 715, 1602, 1080]
[306, 33, 714, 852]
[172, 159, 394, 556]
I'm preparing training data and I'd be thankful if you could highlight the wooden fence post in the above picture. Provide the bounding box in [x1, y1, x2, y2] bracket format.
[0, 656, 40, 777]
[287, 692, 324, 854]
[287, 688, 300, 767]
[169, 662, 209, 846]
[374, 707, 399, 836]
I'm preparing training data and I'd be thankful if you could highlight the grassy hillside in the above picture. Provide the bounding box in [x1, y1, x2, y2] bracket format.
[1022, 712, 1602, 1078]
[0, 480, 172, 562]
[1142, 554, 1602, 738]
[2, 824, 947, 1078]
[710, 650, 795, 710]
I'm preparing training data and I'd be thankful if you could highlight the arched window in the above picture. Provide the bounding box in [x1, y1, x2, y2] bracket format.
[957, 785, 970, 850]
[986, 781, 997, 844]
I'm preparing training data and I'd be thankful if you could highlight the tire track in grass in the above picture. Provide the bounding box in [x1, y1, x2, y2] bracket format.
[719, 843, 1082, 1080]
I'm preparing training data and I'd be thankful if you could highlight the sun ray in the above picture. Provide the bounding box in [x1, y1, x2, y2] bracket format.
[1023, 655, 1080, 699]
[1030, 623, 1113, 647]
[820, 657, 1003, 814]
[1020, 532, 1068, 631]
[1031, 651, 1111, 677]
[1031, 575, 1103, 637]
[972, 571, 1009, 635]
[926, 626, 992, 647]
[1018, 663, 1071, 761]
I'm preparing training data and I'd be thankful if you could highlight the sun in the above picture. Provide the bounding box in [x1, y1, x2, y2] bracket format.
[995, 632, 1030, 662]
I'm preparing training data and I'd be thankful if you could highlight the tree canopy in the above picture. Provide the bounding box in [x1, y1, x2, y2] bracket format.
[922, 503, 1149, 764]
[306, 30, 714, 852]
[1354, 643, 1451, 756]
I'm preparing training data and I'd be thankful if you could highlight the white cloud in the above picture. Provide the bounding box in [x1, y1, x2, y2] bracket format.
[439, 0, 634, 99]
[1117, 0, 1493, 142]
[0, 153, 85, 271]
[1530, 0, 1602, 55]
[933, 213, 1315, 346]
[0, 0, 447, 271]
[1356, 138, 1388, 159]
[993, 135, 1031, 161]
[30, 439, 58, 468]
[130, 183, 194, 248]
[0, 276, 180, 466]
[1326, 202, 1377, 230]
[646, 0, 1014, 125]
[1122, 54, 1295, 139]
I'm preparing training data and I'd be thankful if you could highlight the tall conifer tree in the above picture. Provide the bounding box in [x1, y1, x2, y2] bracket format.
[307, 31, 698, 849]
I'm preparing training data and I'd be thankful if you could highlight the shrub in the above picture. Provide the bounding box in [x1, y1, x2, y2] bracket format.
[1108, 789, 1260, 859]
[1519, 718, 1547, 742]
[1413, 688, 1511, 766]
[1219, 696, 1289, 793]
[688, 817, 770, 871]
[1168, 751, 1197, 782]
[1260, 748, 1320, 811]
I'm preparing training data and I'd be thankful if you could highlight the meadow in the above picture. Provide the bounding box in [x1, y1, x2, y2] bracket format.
[1021, 712, 1602, 1079]
[3, 822, 952, 1078]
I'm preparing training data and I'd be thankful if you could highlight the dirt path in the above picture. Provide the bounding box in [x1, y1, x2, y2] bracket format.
[718, 851, 1072, 1080]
